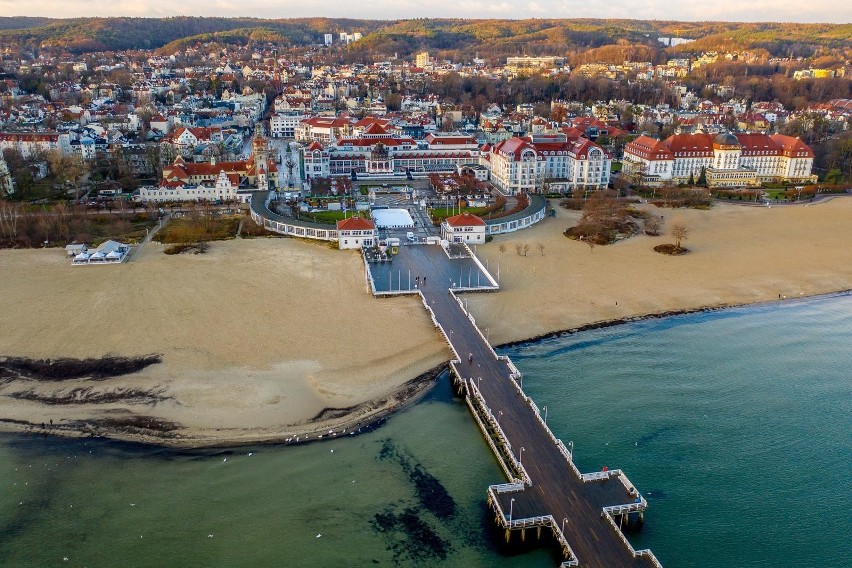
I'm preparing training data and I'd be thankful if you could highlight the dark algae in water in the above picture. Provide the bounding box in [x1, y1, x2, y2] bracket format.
[377, 438, 456, 519]
[373, 439, 457, 564]
[371, 506, 450, 564]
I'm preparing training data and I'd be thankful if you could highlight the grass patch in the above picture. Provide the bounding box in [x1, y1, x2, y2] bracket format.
[163, 242, 209, 255]
[157, 216, 240, 244]
[239, 215, 283, 238]
[300, 210, 349, 224]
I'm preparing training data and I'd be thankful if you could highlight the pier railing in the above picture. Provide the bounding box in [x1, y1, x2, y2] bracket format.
[462, 243, 500, 288]
[485, 496, 581, 568]
[601, 509, 663, 567]
[467, 396, 523, 484]
[469, 381, 531, 485]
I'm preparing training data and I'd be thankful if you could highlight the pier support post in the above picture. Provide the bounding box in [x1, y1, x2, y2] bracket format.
[505, 529, 511, 543]
[521, 528, 526, 542]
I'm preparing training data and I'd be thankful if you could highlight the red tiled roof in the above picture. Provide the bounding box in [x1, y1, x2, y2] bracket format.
[337, 216, 375, 231]
[445, 212, 486, 227]
[625, 135, 674, 161]
[662, 133, 715, 156]
[771, 134, 814, 158]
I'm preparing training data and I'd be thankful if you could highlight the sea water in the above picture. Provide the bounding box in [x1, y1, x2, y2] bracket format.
[1, 295, 849, 567]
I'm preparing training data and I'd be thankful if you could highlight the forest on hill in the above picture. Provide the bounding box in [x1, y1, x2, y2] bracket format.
[0, 17, 848, 60]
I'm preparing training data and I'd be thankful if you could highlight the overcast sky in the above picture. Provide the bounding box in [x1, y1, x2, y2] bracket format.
[1, 0, 847, 24]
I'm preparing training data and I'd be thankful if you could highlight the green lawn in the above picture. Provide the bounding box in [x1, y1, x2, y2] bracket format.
[301, 210, 349, 224]
[429, 207, 489, 222]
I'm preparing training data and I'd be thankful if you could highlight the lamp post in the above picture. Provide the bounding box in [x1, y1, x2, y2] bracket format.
[498, 410, 503, 427]
[569, 440, 574, 460]
[519, 447, 525, 467]
[542, 405, 548, 424]
[509, 497, 515, 525]
[477, 377, 482, 390]
[562, 517, 568, 536]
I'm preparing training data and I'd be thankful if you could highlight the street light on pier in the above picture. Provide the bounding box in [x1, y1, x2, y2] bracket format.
[542, 405, 548, 424]
[569, 440, 574, 460]
[519, 446, 525, 467]
[498, 410, 503, 427]
[562, 517, 568, 535]
[509, 497, 515, 525]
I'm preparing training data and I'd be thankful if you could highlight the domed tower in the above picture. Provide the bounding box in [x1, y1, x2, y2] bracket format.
[712, 132, 741, 170]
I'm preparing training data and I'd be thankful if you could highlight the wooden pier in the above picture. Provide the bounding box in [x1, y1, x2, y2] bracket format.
[382, 244, 662, 567]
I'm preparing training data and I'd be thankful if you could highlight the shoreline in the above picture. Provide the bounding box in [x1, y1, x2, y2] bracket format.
[4, 199, 852, 450]
[4, 288, 851, 450]
[495, 288, 852, 349]
[0, 362, 449, 449]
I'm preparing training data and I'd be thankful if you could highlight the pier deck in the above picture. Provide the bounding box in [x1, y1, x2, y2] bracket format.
[367, 244, 661, 567]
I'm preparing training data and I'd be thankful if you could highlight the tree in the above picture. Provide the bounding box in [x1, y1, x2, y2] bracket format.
[284, 157, 297, 187]
[498, 243, 506, 255]
[536, 242, 545, 256]
[46, 151, 88, 201]
[644, 215, 663, 236]
[522, 243, 530, 256]
[550, 104, 568, 124]
[671, 224, 689, 251]
[515, 243, 523, 256]
[697, 166, 707, 187]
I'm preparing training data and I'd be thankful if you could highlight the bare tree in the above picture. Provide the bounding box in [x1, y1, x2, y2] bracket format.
[537, 242, 545, 256]
[498, 243, 506, 255]
[644, 215, 663, 236]
[46, 151, 88, 201]
[522, 243, 530, 256]
[0, 200, 22, 242]
[671, 223, 689, 251]
[515, 243, 523, 256]
[285, 157, 297, 187]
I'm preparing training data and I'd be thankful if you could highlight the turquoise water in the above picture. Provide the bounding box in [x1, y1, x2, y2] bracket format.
[2, 295, 850, 567]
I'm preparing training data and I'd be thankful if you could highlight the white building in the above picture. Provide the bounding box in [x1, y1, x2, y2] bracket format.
[441, 212, 486, 244]
[622, 132, 816, 187]
[138, 170, 241, 203]
[302, 126, 483, 179]
[270, 114, 306, 139]
[336, 216, 376, 249]
[489, 133, 611, 195]
[0, 132, 72, 158]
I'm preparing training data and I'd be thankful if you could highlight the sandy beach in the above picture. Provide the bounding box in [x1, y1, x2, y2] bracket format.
[2, 197, 852, 446]
[470, 197, 852, 346]
[0, 238, 450, 445]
